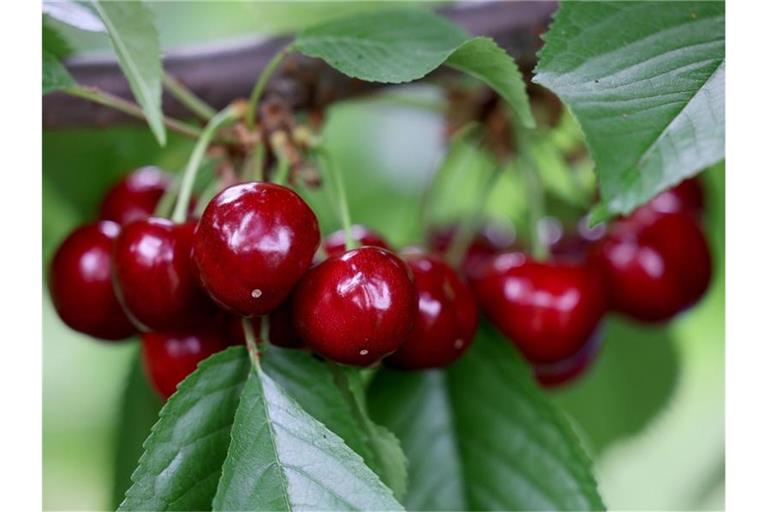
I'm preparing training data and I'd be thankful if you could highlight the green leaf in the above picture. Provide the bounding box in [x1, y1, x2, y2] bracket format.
[295, 9, 534, 127]
[43, 17, 73, 58]
[534, 2, 725, 219]
[446, 37, 535, 128]
[551, 317, 680, 455]
[369, 323, 604, 511]
[118, 347, 250, 511]
[93, 0, 166, 145]
[43, 49, 75, 95]
[111, 352, 163, 510]
[262, 347, 408, 500]
[212, 363, 404, 511]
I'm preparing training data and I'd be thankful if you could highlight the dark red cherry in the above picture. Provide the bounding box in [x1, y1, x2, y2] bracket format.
[193, 182, 320, 316]
[471, 253, 606, 364]
[99, 167, 171, 225]
[113, 218, 217, 331]
[292, 247, 417, 366]
[534, 329, 601, 388]
[589, 210, 711, 322]
[645, 177, 705, 219]
[386, 251, 478, 370]
[428, 223, 516, 278]
[49, 221, 136, 340]
[141, 329, 229, 399]
[324, 225, 389, 257]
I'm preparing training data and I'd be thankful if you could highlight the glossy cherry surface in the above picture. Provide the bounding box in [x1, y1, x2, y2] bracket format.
[293, 247, 417, 366]
[324, 225, 390, 257]
[471, 253, 606, 364]
[645, 177, 705, 219]
[534, 329, 601, 388]
[387, 251, 478, 370]
[193, 182, 320, 316]
[142, 329, 229, 399]
[589, 210, 711, 322]
[99, 167, 171, 225]
[114, 217, 217, 331]
[429, 223, 516, 278]
[49, 221, 135, 340]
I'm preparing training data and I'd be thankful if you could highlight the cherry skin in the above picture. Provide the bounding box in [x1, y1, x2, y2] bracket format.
[141, 329, 229, 399]
[292, 247, 418, 366]
[324, 225, 389, 257]
[113, 217, 217, 331]
[645, 177, 705, 220]
[471, 252, 606, 364]
[428, 223, 516, 279]
[49, 221, 136, 340]
[533, 329, 601, 388]
[193, 182, 320, 317]
[99, 167, 172, 225]
[386, 251, 478, 370]
[589, 210, 711, 322]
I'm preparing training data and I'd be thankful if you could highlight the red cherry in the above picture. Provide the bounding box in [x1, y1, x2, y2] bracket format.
[534, 329, 602, 388]
[645, 177, 705, 219]
[113, 218, 217, 331]
[386, 252, 478, 370]
[292, 247, 417, 366]
[428, 223, 516, 278]
[141, 329, 229, 399]
[49, 221, 136, 340]
[324, 225, 389, 257]
[99, 167, 171, 225]
[471, 253, 606, 364]
[193, 182, 320, 316]
[590, 210, 711, 322]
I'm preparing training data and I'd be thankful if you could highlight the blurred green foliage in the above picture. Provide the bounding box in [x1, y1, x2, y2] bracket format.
[42, 2, 724, 510]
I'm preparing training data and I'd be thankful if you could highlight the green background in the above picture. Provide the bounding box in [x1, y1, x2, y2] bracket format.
[43, 2, 724, 510]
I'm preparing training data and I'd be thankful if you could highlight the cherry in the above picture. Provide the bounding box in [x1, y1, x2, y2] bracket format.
[428, 223, 516, 278]
[193, 182, 320, 316]
[99, 167, 172, 225]
[589, 210, 711, 322]
[548, 216, 607, 263]
[113, 217, 217, 331]
[386, 251, 478, 370]
[292, 246, 417, 366]
[49, 221, 135, 340]
[533, 329, 601, 388]
[645, 177, 705, 220]
[324, 225, 389, 257]
[471, 253, 606, 364]
[141, 328, 229, 399]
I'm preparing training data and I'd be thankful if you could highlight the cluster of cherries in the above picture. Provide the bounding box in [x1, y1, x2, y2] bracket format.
[49, 166, 711, 399]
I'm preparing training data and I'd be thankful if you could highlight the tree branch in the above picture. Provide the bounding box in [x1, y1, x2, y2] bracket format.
[42, 1, 556, 130]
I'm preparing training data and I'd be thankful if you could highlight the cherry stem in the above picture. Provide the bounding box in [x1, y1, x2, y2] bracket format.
[244, 143, 266, 182]
[515, 125, 550, 261]
[65, 85, 203, 140]
[162, 72, 217, 121]
[272, 152, 291, 186]
[241, 317, 261, 368]
[318, 147, 357, 251]
[171, 104, 242, 223]
[245, 44, 293, 129]
[445, 164, 501, 267]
